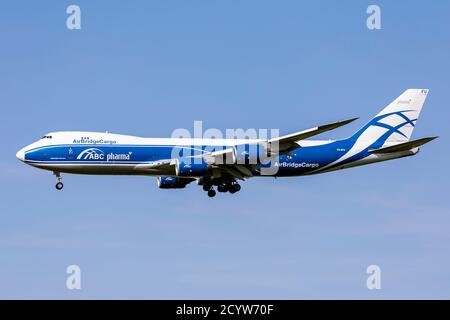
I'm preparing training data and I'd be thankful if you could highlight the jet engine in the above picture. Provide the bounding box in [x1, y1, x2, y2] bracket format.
[232, 144, 263, 164]
[157, 176, 193, 189]
[175, 158, 209, 177]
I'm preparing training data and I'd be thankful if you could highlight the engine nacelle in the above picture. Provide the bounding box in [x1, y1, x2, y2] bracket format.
[175, 158, 209, 177]
[232, 144, 263, 164]
[157, 176, 192, 189]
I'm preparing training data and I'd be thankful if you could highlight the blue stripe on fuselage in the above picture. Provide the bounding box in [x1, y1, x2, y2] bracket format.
[263, 140, 353, 176]
[24, 143, 351, 176]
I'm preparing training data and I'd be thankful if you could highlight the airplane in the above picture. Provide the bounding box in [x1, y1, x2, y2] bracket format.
[16, 89, 436, 197]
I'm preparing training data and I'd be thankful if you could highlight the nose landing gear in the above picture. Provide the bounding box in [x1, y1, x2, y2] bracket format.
[54, 172, 64, 190]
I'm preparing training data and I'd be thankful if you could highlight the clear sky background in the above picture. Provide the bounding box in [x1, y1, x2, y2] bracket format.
[1, 0, 449, 299]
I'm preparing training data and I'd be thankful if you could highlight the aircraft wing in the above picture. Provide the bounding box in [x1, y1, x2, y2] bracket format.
[205, 117, 359, 163]
[133, 117, 358, 178]
[268, 117, 358, 152]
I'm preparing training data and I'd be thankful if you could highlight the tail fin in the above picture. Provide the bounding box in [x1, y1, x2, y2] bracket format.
[350, 89, 429, 144]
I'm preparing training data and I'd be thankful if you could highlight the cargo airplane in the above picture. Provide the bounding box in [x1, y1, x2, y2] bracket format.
[16, 89, 436, 197]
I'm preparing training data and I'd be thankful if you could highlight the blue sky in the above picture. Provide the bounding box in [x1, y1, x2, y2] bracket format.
[1, 0, 449, 299]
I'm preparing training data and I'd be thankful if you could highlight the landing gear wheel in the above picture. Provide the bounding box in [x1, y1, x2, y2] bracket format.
[229, 183, 241, 193]
[218, 184, 229, 193]
[207, 189, 216, 197]
[53, 172, 63, 190]
[202, 183, 211, 191]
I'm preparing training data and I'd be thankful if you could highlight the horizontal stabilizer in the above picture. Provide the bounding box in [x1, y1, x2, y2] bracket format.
[369, 136, 438, 154]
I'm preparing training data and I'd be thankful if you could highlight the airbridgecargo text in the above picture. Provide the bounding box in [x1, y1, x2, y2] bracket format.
[73, 139, 117, 144]
[276, 162, 319, 169]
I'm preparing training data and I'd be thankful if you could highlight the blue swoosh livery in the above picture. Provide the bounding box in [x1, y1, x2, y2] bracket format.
[16, 89, 436, 197]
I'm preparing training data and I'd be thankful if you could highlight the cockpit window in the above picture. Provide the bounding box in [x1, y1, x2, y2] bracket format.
[41, 135, 52, 139]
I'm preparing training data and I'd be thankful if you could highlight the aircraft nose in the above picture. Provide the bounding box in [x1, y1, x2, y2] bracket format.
[16, 148, 25, 161]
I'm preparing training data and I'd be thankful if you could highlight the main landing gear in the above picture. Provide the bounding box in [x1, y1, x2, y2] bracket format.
[201, 178, 241, 197]
[54, 172, 64, 190]
[207, 189, 216, 198]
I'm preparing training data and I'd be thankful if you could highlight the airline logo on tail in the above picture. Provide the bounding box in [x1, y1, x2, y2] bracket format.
[354, 88, 429, 143]
[308, 89, 430, 173]
[364, 110, 417, 142]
